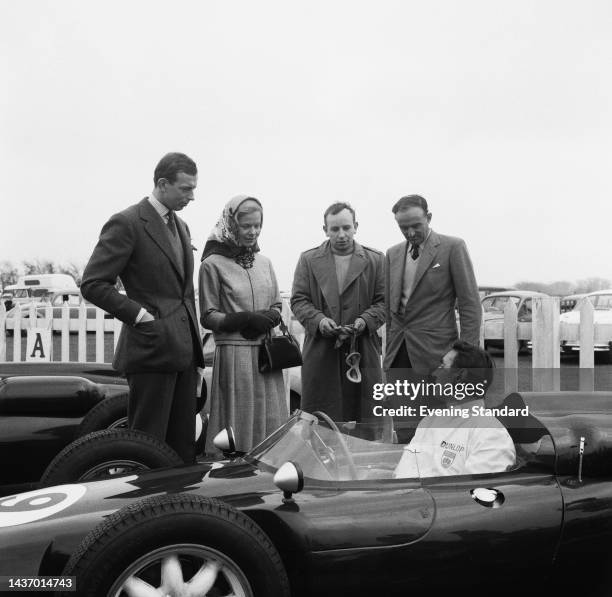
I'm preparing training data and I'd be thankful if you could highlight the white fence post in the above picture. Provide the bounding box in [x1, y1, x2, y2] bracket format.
[0, 301, 5, 362]
[95, 308, 105, 362]
[78, 302, 87, 362]
[503, 301, 518, 393]
[13, 306, 22, 361]
[60, 301, 70, 361]
[532, 296, 560, 392]
[43, 304, 53, 361]
[578, 299, 595, 391]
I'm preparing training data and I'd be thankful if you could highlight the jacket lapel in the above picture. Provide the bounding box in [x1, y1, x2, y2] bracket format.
[340, 243, 368, 295]
[176, 216, 192, 285]
[411, 230, 440, 293]
[310, 242, 340, 314]
[139, 199, 184, 281]
[390, 242, 407, 313]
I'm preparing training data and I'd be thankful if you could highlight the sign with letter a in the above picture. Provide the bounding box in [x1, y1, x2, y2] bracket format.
[26, 328, 52, 362]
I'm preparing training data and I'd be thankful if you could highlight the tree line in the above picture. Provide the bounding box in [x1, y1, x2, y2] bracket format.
[0, 260, 609, 297]
[514, 277, 612, 296]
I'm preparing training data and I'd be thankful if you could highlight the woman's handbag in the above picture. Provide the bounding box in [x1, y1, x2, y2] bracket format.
[258, 318, 303, 373]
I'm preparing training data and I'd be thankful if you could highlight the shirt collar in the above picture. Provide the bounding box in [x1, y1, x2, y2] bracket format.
[410, 229, 432, 249]
[148, 193, 170, 219]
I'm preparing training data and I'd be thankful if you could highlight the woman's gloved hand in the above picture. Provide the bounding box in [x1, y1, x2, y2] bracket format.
[256, 309, 282, 327]
[240, 312, 277, 339]
[219, 311, 253, 332]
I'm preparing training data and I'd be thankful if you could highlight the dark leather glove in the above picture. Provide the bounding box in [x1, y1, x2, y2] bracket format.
[256, 309, 282, 327]
[240, 312, 276, 339]
[219, 311, 253, 332]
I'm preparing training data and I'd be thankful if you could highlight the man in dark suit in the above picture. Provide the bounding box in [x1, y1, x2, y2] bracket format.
[81, 152, 205, 463]
[385, 194, 481, 376]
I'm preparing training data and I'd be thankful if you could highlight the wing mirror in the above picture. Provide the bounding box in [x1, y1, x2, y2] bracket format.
[273, 461, 304, 503]
[212, 427, 244, 459]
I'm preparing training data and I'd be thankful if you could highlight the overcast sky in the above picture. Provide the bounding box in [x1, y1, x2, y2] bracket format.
[2, 0, 611, 291]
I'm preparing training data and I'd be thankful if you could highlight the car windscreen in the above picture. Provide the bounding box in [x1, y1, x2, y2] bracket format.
[246, 411, 410, 482]
[481, 295, 520, 312]
[589, 294, 612, 310]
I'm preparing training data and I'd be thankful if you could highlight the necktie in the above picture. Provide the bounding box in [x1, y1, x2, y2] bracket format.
[167, 210, 177, 237]
[410, 243, 420, 260]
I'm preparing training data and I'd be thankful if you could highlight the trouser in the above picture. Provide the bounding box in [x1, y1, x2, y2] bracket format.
[385, 342, 431, 442]
[127, 358, 197, 464]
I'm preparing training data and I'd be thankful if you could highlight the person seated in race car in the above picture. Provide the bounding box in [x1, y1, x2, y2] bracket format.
[394, 340, 516, 478]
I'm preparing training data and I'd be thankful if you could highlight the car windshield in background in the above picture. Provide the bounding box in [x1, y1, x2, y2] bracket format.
[482, 295, 520, 313]
[587, 294, 612, 310]
[30, 288, 50, 298]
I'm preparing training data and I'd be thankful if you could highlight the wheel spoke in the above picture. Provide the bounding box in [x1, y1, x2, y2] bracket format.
[185, 561, 221, 596]
[122, 576, 162, 597]
[160, 554, 185, 594]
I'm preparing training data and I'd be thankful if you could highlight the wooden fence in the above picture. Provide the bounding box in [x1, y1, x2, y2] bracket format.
[1, 297, 609, 393]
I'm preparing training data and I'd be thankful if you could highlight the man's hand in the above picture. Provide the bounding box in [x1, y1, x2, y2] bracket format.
[353, 317, 367, 335]
[319, 317, 339, 337]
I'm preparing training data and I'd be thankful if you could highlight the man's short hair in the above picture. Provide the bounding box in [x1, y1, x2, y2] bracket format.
[154, 153, 197, 185]
[323, 202, 356, 226]
[451, 340, 494, 391]
[392, 194, 429, 215]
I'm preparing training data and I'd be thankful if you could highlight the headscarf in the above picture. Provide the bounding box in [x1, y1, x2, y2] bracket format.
[201, 195, 263, 268]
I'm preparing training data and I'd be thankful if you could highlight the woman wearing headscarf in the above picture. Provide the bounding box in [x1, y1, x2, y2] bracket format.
[199, 195, 288, 454]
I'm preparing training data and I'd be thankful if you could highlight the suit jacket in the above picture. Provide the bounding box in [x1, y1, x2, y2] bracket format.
[291, 241, 385, 419]
[81, 198, 205, 373]
[384, 230, 481, 374]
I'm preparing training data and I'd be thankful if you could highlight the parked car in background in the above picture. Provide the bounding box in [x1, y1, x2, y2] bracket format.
[482, 290, 548, 352]
[560, 289, 612, 359]
[560, 293, 587, 313]
[478, 285, 514, 300]
[4, 274, 78, 308]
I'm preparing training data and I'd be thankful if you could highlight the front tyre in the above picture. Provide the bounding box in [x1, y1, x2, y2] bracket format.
[59, 494, 290, 597]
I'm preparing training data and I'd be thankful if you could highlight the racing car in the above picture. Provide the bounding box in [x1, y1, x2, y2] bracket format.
[0, 362, 207, 497]
[0, 391, 611, 596]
